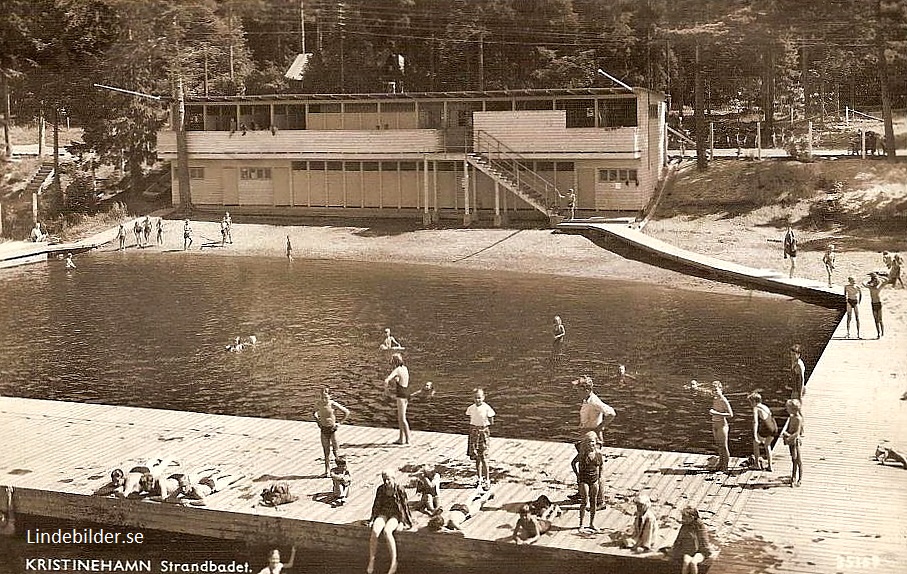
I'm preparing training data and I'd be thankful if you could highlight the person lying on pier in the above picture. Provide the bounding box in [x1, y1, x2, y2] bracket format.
[527, 494, 563, 521]
[367, 470, 413, 574]
[257, 546, 295, 574]
[414, 465, 441, 513]
[427, 488, 494, 535]
[510, 503, 551, 545]
[379, 328, 404, 351]
[176, 470, 239, 505]
[96, 458, 172, 498]
[874, 443, 907, 469]
[623, 494, 657, 553]
[1, 486, 14, 537]
[669, 506, 712, 574]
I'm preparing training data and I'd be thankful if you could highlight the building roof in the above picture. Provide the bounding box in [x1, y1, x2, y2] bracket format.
[183, 87, 650, 104]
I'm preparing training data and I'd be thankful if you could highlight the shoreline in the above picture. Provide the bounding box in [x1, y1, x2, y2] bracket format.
[101, 218, 791, 300]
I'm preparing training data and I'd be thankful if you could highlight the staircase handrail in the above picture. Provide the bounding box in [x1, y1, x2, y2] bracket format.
[472, 130, 561, 211]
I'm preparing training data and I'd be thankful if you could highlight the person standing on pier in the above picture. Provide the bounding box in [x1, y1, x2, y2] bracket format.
[314, 387, 350, 477]
[863, 273, 885, 338]
[747, 391, 776, 471]
[844, 276, 862, 338]
[367, 471, 412, 574]
[781, 399, 804, 487]
[708, 381, 733, 473]
[384, 353, 411, 445]
[466, 388, 496, 489]
[789, 345, 806, 400]
[782, 224, 797, 278]
[571, 431, 603, 533]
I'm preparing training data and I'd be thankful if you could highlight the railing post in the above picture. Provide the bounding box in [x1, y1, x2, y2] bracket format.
[493, 181, 501, 227]
[462, 156, 471, 226]
[861, 128, 866, 159]
[756, 121, 762, 160]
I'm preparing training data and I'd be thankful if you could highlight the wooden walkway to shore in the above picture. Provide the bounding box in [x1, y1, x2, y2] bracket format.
[0, 396, 754, 573]
[557, 222, 841, 307]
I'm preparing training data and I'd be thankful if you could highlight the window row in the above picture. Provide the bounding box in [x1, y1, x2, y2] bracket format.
[240, 168, 272, 180]
[290, 161, 576, 172]
[598, 168, 639, 184]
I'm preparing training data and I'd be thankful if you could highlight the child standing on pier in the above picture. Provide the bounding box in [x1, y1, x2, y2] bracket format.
[314, 388, 350, 477]
[466, 388, 495, 490]
[571, 431, 603, 533]
[782, 399, 804, 487]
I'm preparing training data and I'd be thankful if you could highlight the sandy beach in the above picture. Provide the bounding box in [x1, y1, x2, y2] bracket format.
[106, 212, 897, 305]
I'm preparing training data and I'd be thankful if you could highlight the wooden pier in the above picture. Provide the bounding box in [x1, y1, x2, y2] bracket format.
[1, 396, 749, 573]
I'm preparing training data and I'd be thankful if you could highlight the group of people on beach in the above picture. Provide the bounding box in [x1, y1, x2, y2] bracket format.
[116, 216, 163, 251]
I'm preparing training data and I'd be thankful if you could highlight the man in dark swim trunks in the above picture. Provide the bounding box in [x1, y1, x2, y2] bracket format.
[844, 276, 862, 338]
[863, 273, 885, 338]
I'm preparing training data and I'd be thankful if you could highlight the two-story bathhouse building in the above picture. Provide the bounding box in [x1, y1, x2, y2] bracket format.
[157, 87, 666, 225]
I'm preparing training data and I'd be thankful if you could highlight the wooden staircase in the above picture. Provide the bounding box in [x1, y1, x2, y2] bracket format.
[466, 130, 564, 225]
[23, 162, 54, 198]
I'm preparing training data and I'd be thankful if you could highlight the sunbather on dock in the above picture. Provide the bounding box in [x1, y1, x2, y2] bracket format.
[178, 470, 239, 504]
[427, 488, 494, 534]
[95, 458, 172, 498]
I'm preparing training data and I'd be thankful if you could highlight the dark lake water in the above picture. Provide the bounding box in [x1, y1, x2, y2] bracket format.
[0, 252, 840, 455]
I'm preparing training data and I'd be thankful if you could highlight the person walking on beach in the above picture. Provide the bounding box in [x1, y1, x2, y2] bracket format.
[384, 353, 411, 445]
[117, 223, 126, 251]
[224, 212, 233, 244]
[747, 391, 776, 471]
[286, 235, 292, 260]
[781, 399, 804, 487]
[314, 387, 350, 477]
[822, 243, 836, 288]
[886, 253, 904, 288]
[844, 276, 862, 338]
[155, 219, 164, 246]
[863, 273, 885, 338]
[783, 224, 797, 278]
[143, 216, 152, 246]
[466, 388, 495, 489]
[708, 381, 733, 472]
[366, 470, 412, 574]
[790, 345, 806, 400]
[134, 219, 143, 248]
[183, 220, 193, 251]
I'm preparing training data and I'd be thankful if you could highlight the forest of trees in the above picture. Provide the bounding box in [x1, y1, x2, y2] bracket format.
[2, 0, 905, 173]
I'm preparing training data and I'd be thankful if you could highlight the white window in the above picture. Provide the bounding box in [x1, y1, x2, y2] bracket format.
[240, 168, 272, 180]
[189, 167, 205, 180]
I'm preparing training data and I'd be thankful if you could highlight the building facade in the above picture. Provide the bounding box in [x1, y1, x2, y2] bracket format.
[157, 87, 666, 225]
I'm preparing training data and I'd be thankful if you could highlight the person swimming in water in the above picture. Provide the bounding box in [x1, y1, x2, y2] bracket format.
[380, 328, 404, 351]
[64, 253, 76, 269]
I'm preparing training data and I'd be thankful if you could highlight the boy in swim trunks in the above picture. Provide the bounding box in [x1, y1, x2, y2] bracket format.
[781, 399, 804, 487]
[844, 276, 861, 338]
[314, 388, 350, 477]
[465, 388, 495, 490]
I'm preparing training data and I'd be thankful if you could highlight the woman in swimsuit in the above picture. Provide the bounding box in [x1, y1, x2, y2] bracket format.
[367, 471, 412, 574]
[384, 353, 411, 445]
[747, 391, 776, 471]
[844, 276, 861, 338]
[314, 388, 350, 477]
[708, 381, 734, 473]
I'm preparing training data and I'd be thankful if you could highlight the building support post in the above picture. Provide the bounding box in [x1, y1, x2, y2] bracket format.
[422, 156, 430, 226]
[462, 157, 471, 226]
[493, 181, 501, 227]
[709, 122, 714, 160]
[861, 128, 866, 159]
[32, 192, 38, 224]
[807, 121, 813, 158]
[432, 161, 439, 223]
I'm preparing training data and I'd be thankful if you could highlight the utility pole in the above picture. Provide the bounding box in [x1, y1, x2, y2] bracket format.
[478, 32, 485, 91]
[694, 41, 707, 170]
[1, 74, 11, 159]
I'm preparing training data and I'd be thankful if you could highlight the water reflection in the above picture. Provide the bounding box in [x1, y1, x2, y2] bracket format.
[0, 253, 839, 455]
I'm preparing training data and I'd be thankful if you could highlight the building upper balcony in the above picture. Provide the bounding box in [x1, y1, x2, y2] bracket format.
[157, 129, 445, 160]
